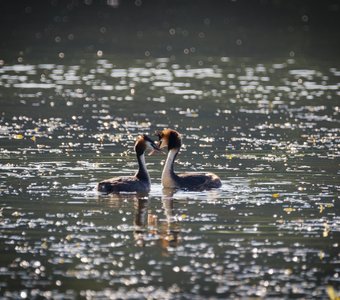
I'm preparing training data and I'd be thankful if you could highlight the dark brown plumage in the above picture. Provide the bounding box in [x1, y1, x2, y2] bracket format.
[97, 134, 159, 194]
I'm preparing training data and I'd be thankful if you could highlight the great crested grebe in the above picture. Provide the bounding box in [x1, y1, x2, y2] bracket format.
[97, 134, 159, 194]
[157, 129, 222, 190]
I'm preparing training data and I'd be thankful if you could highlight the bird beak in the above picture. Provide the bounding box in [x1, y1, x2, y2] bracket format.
[148, 141, 162, 156]
[153, 131, 167, 153]
[158, 139, 168, 150]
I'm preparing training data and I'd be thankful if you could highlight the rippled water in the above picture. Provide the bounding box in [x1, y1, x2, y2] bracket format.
[0, 56, 339, 299]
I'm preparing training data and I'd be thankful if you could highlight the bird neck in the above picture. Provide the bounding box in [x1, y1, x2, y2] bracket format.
[135, 153, 150, 182]
[161, 148, 179, 186]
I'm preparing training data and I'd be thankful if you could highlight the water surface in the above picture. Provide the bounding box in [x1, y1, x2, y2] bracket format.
[0, 54, 339, 299]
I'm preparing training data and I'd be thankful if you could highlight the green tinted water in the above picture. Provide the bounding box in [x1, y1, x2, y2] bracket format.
[0, 55, 339, 299]
[1, 0, 340, 298]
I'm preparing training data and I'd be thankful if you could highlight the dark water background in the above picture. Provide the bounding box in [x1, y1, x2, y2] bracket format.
[0, 0, 339, 299]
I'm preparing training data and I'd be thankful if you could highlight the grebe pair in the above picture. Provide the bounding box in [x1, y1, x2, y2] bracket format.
[97, 129, 222, 193]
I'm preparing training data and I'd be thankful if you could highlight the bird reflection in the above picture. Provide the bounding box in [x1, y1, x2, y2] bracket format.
[96, 191, 149, 208]
[133, 198, 150, 247]
[132, 188, 181, 251]
[159, 189, 181, 250]
[96, 189, 182, 251]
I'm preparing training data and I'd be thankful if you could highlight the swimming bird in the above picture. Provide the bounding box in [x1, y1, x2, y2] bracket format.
[157, 129, 222, 190]
[97, 134, 159, 194]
